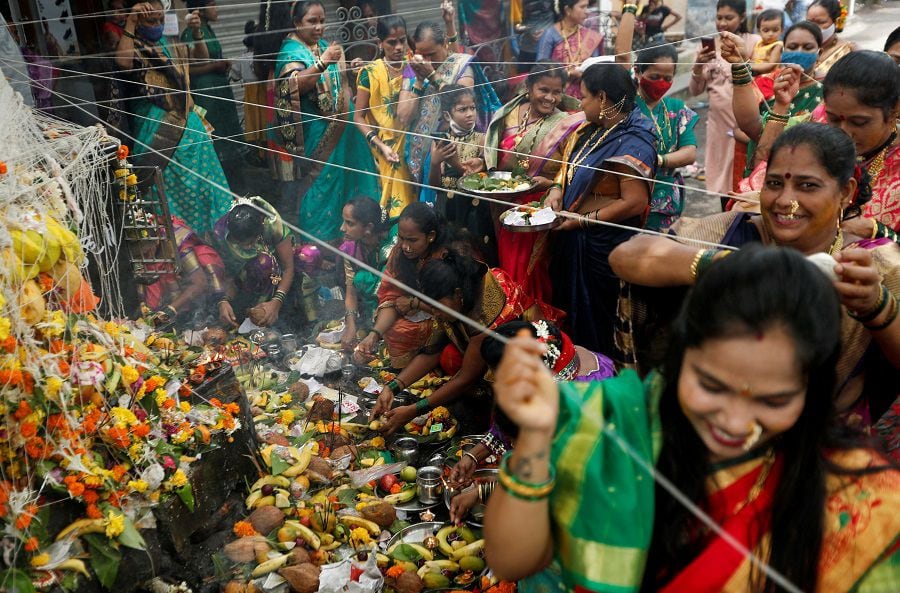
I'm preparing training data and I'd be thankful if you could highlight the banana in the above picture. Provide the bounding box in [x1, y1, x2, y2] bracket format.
[45, 215, 83, 264]
[383, 487, 417, 505]
[10, 227, 46, 265]
[450, 539, 486, 562]
[417, 560, 459, 579]
[376, 553, 390, 568]
[55, 518, 106, 541]
[251, 495, 276, 509]
[245, 490, 263, 509]
[250, 552, 290, 577]
[250, 475, 291, 491]
[56, 558, 90, 576]
[338, 515, 381, 536]
[387, 541, 434, 562]
[320, 541, 342, 551]
[281, 445, 312, 477]
[259, 444, 275, 468]
[283, 520, 321, 550]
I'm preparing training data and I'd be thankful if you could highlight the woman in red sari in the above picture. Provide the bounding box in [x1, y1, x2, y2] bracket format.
[485, 246, 900, 593]
[353, 203, 451, 368]
[372, 250, 562, 435]
[484, 61, 584, 302]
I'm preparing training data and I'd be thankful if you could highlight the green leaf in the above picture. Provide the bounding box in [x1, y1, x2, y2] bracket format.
[336, 488, 358, 505]
[270, 453, 291, 476]
[118, 517, 147, 550]
[177, 483, 195, 512]
[85, 533, 122, 590]
[392, 543, 422, 563]
[1, 568, 36, 593]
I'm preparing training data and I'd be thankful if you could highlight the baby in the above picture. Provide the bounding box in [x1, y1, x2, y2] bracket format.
[750, 9, 784, 74]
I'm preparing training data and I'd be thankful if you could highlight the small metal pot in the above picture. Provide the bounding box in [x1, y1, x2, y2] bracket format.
[391, 437, 419, 466]
[416, 465, 444, 505]
[280, 333, 299, 352]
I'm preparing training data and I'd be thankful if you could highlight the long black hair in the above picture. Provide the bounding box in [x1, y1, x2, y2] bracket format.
[716, 0, 748, 33]
[254, 0, 322, 78]
[393, 203, 450, 287]
[376, 14, 407, 41]
[808, 0, 842, 23]
[582, 63, 638, 112]
[643, 245, 843, 593]
[419, 249, 484, 314]
[823, 50, 900, 121]
[552, 0, 579, 22]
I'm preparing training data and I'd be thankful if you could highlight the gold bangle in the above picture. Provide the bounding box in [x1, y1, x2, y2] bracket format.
[871, 218, 880, 240]
[689, 249, 706, 281]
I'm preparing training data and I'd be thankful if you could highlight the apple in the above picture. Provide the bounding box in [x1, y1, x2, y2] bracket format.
[379, 473, 399, 492]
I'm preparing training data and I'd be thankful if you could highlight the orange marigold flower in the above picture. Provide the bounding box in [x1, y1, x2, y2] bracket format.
[25, 437, 48, 459]
[386, 565, 406, 578]
[0, 336, 16, 353]
[66, 480, 85, 497]
[106, 426, 131, 448]
[12, 400, 31, 420]
[225, 403, 240, 415]
[24, 537, 39, 552]
[209, 397, 222, 408]
[233, 520, 257, 537]
[0, 504, 6, 518]
[111, 465, 128, 482]
[38, 273, 54, 294]
[132, 423, 150, 438]
[58, 359, 70, 375]
[15, 514, 32, 530]
[82, 489, 99, 504]
[389, 483, 402, 494]
[222, 415, 235, 430]
[86, 503, 103, 519]
[161, 399, 175, 410]
[19, 422, 37, 439]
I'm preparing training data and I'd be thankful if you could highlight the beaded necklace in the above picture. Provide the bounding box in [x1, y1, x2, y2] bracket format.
[861, 132, 897, 187]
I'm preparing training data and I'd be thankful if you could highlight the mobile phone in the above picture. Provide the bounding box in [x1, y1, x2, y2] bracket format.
[701, 36, 716, 52]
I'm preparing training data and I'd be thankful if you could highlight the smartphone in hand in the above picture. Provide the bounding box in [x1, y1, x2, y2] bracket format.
[701, 36, 716, 53]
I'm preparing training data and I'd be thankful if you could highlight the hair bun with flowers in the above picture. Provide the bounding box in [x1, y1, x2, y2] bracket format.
[531, 320, 577, 381]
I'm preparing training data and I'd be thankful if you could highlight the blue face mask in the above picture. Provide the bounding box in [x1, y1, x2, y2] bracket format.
[137, 24, 165, 42]
[781, 50, 818, 71]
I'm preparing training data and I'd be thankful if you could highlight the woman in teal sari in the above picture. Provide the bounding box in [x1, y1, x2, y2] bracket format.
[115, 0, 232, 233]
[180, 0, 244, 165]
[339, 196, 396, 350]
[633, 44, 699, 231]
[272, 0, 379, 241]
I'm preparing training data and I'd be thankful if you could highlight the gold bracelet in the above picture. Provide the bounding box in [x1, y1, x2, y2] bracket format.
[498, 465, 555, 500]
[871, 218, 880, 240]
[689, 249, 706, 281]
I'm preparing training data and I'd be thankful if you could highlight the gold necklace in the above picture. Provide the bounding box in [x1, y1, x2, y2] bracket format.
[731, 448, 776, 516]
[863, 136, 895, 187]
[566, 120, 623, 184]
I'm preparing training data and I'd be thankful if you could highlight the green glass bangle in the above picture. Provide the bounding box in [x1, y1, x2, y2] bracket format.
[415, 397, 430, 413]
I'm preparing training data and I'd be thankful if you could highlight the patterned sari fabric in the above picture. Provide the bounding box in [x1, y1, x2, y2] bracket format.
[550, 109, 656, 357]
[535, 25, 603, 98]
[432, 266, 564, 359]
[274, 38, 379, 240]
[375, 245, 446, 368]
[141, 217, 226, 312]
[484, 95, 584, 302]
[357, 60, 419, 216]
[541, 373, 900, 593]
[179, 22, 243, 163]
[208, 198, 293, 313]
[126, 37, 232, 233]
[644, 212, 900, 434]
[813, 39, 855, 81]
[861, 141, 900, 231]
[339, 230, 397, 321]
[635, 96, 699, 231]
[404, 53, 502, 184]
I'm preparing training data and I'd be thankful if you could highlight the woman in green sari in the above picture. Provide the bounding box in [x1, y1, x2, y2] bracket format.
[180, 0, 244, 165]
[115, 0, 232, 233]
[485, 246, 900, 593]
[339, 196, 396, 350]
[633, 44, 699, 231]
[272, 0, 379, 241]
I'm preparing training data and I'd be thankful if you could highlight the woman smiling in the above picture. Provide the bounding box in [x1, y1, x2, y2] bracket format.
[611, 123, 900, 434]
